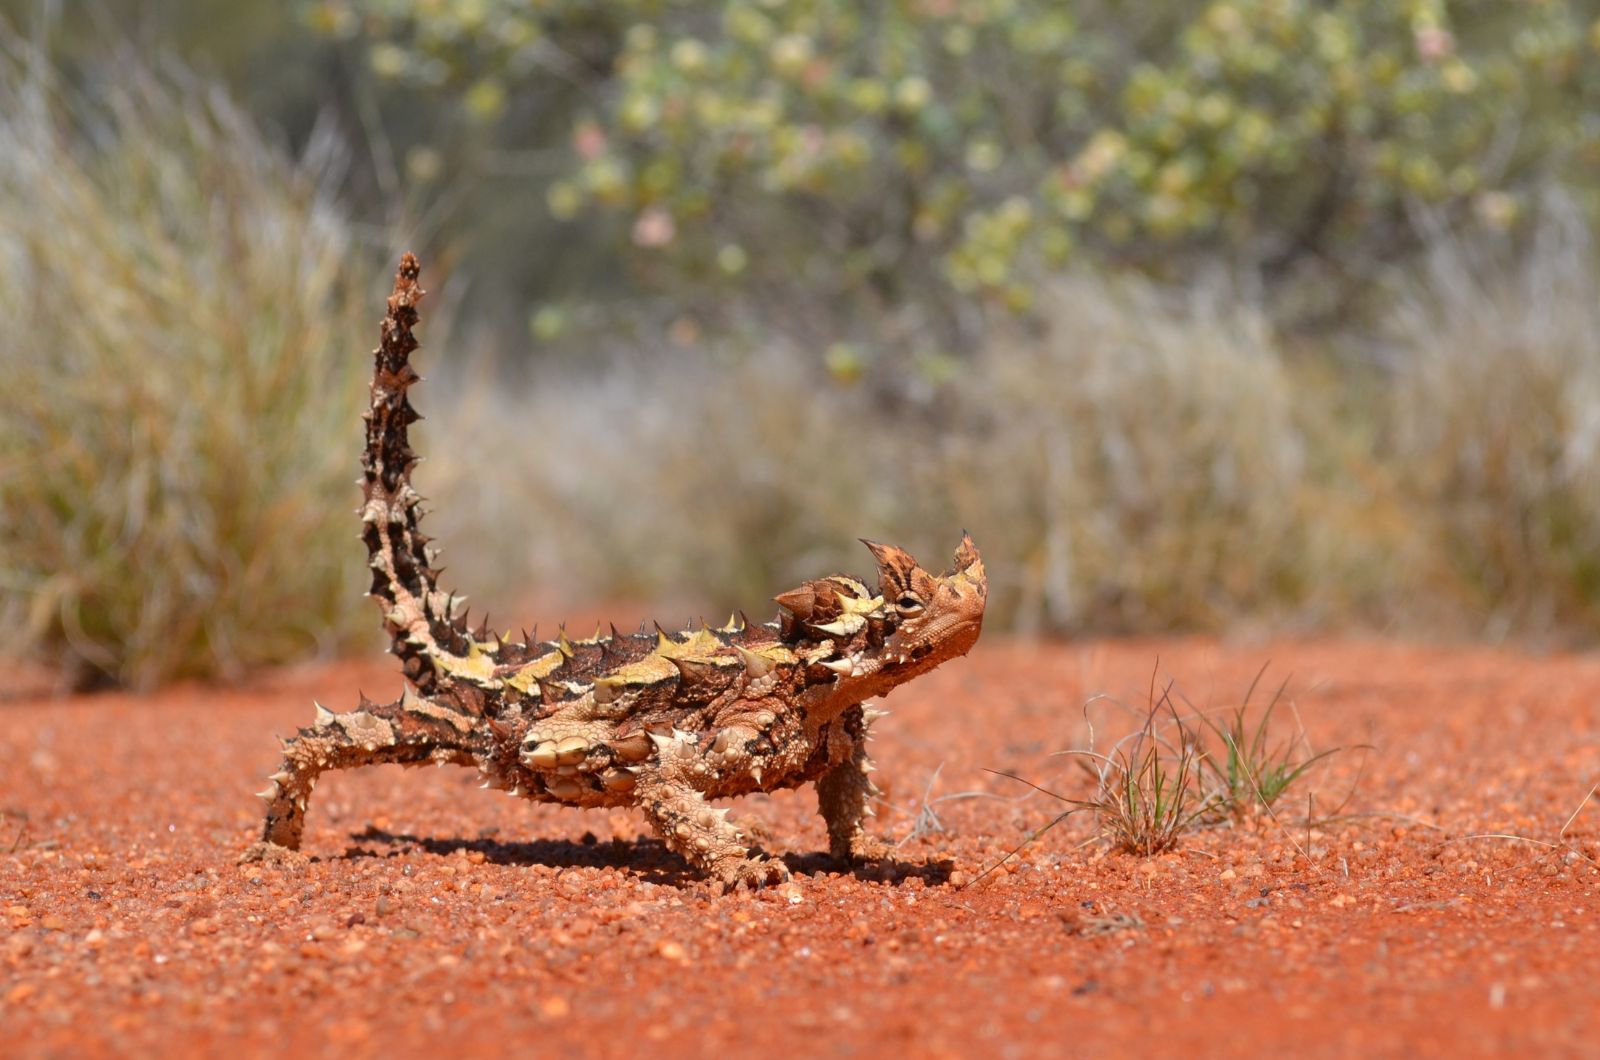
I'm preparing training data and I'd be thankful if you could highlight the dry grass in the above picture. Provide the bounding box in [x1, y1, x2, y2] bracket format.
[980, 665, 1352, 873]
[943, 275, 1326, 633]
[0, 49, 378, 689]
[1064, 681, 1212, 856]
[423, 272, 1349, 633]
[419, 339, 894, 622]
[423, 236, 1600, 645]
[1387, 204, 1600, 634]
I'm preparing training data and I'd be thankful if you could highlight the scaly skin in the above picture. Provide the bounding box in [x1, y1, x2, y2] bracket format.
[241, 254, 988, 889]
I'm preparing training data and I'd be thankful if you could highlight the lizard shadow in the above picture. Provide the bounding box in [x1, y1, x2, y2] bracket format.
[344, 826, 953, 889]
[782, 851, 955, 888]
[342, 826, 696, 887]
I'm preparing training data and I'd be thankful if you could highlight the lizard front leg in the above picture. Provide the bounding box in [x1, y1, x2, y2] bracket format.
[240, 691, 480, 864]
[634, 730, 789, 891]
[815, 726, 893, 863]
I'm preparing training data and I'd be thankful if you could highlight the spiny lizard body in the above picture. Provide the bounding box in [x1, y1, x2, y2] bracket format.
[241, 254, 987, 889]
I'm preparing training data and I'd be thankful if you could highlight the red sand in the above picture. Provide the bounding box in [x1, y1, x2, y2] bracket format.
[4, 636, 1599, 1057]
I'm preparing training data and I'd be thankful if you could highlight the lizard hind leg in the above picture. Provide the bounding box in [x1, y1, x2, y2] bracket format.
[632, 733, 789, 891]
[635, 771, 791, 892]
[240, 690, 483, 864]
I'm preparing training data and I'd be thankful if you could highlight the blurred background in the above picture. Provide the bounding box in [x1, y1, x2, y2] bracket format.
[3, 0, 1599, 690]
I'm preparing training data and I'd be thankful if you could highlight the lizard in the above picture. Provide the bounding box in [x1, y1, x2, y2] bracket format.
[240, 253, 987, 890]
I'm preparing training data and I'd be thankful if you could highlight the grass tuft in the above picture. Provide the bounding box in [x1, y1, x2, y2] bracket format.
[1062, 680, 1211, 856]
[1190, 664, 1352, 820]
[978, 664, 1354, 876]
[0, 49, 378, 689]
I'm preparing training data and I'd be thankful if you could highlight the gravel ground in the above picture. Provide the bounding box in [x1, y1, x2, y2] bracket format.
[4, 636, 1599, 1058]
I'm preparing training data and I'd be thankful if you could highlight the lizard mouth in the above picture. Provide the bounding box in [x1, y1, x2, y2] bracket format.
[818, 617, 982, 685]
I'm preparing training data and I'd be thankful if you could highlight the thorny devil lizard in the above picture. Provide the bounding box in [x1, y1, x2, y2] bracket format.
[241, 254, 987, 890]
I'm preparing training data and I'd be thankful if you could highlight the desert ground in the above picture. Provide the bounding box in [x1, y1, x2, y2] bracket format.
[4, 635, 1598, 1058]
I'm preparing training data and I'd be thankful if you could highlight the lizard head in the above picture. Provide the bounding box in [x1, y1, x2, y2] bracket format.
[775, 534, 987, 705]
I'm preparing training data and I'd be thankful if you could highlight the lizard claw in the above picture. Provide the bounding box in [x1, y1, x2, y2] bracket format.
[712, 853, 792, 894]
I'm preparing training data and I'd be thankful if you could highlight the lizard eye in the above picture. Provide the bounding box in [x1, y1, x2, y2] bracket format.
[895, 594, 925, 615]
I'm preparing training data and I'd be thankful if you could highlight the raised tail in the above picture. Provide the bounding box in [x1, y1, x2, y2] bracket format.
[360, 253, 476, 694]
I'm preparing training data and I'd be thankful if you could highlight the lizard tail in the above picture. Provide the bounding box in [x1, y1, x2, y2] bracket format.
[360, 253, 474, 694]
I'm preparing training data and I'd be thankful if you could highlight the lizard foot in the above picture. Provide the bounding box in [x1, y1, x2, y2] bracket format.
[238, 841, 311, 868]
[841, 835, 896, 863]
[711, 853, 792, 894]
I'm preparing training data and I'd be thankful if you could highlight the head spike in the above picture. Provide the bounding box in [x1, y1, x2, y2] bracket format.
[951, 530, 982, 574]
[860, 539, 921, 598]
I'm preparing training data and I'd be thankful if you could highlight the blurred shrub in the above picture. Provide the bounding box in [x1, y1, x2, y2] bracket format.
[0, 52, 377, 689]
[326, 0, 1600, 361]
[421, 341, 888, 618]
[1387, 205, 1600, 631]
[424, 273, 1385, 635]
[424, 237, 1600, 643]
[938, 277, 1323, 632]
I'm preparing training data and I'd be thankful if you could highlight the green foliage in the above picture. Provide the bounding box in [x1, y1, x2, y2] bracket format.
[328, 0, 1600, 356]
[0, 55, 376, 689]
[1191, 665, 1352, 819]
